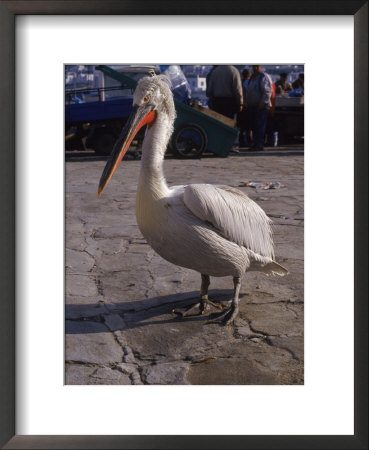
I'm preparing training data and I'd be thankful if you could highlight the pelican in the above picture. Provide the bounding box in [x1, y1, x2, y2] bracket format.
[98, 75, 288, 325]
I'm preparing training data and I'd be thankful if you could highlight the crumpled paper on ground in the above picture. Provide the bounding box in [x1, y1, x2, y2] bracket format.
[239, 181, 283, 190]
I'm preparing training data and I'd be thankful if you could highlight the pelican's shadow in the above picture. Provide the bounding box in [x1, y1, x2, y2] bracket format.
[65, 289, 235, 334]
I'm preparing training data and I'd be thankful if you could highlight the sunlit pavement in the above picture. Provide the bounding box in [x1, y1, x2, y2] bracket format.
[65, 146, 304, 385]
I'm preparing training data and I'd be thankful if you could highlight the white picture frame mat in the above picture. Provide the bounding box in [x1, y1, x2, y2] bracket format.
[16, 15, 354, 435]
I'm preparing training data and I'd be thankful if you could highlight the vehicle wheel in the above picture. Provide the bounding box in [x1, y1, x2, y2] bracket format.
[93, 131, 116, 156]
[170, 123, 207, 158]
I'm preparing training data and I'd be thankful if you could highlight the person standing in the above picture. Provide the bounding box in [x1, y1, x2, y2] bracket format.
[241, 68, 251, 93]
[246, 65, 273, 150]
[292, 73, 304, 91]
[238, 68, 252, 147]
[206, 65, 243, 119]
[275, 72, 293, 95]
[205, 65, 218, 109]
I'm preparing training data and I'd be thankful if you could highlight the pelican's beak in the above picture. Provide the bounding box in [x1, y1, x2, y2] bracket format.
[98, 104, 156, 196]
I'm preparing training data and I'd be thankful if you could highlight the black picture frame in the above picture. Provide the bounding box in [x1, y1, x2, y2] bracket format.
[0, 1, 367, 449]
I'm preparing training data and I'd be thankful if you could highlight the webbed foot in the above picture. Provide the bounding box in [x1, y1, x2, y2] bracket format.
[206, 302, 239, 325]
[172, 298, 223, 317]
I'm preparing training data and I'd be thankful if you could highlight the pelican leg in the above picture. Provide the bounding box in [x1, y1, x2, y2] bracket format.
[200, 274, 223, 312]
[207, 276, 241, 325]
[172, 274, 223, 317]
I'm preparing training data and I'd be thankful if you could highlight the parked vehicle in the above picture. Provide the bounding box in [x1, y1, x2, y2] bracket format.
[65, 66, 160, 155]
[65, 65, 238, 158]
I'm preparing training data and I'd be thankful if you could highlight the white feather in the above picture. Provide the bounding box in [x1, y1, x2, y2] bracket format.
[183, 184, 275, 259]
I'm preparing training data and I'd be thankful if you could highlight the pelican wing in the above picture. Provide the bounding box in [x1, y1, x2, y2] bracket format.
[183, 184, 275, 259]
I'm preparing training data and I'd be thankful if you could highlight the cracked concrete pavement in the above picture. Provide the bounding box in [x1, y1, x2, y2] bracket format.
[65, 147, 304, 385]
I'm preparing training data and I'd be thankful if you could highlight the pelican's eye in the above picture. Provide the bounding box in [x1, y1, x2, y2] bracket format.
[143, 94, 151, 103]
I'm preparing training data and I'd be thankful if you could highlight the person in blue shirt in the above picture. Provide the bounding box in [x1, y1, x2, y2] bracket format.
[245, 65, 273, 151]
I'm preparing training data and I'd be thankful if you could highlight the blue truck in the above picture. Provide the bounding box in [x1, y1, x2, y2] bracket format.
[65, 66, 159, 155]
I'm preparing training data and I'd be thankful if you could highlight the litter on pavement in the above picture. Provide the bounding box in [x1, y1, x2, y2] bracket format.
[239, 181, 283, 190]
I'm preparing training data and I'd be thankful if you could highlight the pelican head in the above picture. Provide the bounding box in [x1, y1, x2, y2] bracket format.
[98, 75, 175, 196]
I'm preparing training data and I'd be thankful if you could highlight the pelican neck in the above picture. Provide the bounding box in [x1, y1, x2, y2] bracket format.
[138, 116, 172, 197]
